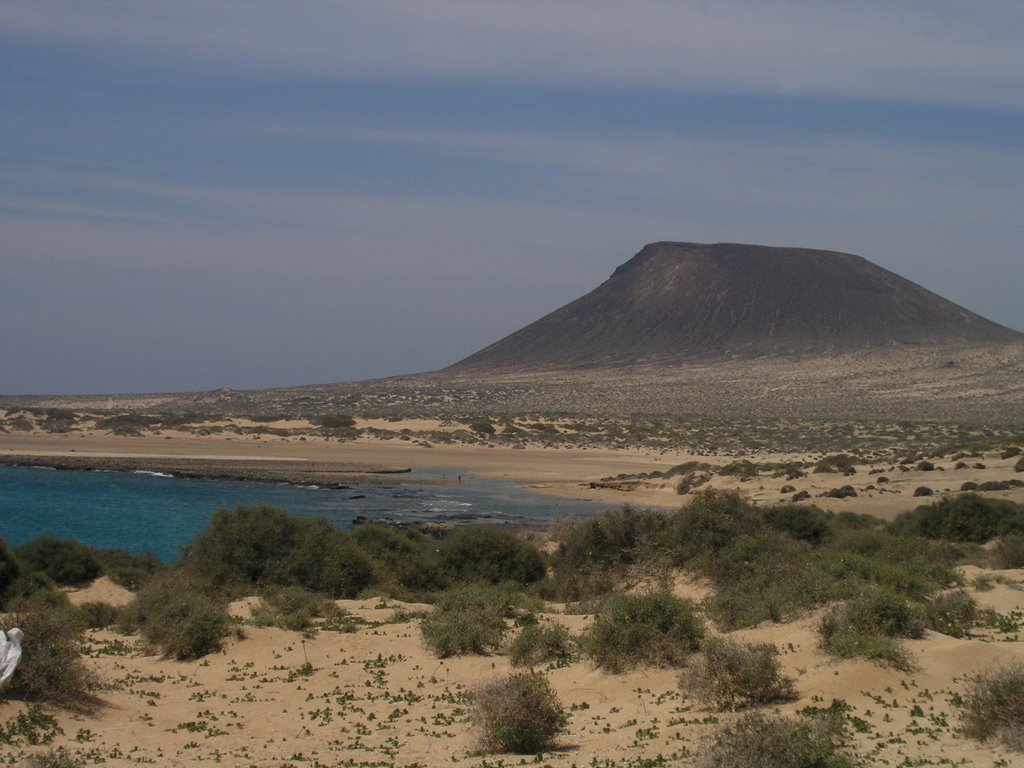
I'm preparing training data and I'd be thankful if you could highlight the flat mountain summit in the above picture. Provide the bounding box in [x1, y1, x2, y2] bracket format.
[451, 242, 1022, 370]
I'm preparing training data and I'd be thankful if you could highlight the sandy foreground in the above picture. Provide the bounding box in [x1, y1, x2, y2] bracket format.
[0, 569, 1019, 767]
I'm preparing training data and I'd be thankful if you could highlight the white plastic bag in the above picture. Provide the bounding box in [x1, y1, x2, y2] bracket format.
[0, 628, 24, 690]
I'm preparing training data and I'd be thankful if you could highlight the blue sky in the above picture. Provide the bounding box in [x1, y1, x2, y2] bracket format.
[2, 1, 1023, 394]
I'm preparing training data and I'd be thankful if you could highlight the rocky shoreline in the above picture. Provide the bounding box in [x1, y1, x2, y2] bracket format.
[0, 454, 430, 488]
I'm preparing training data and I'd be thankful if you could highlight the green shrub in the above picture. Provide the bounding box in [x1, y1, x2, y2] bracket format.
[581, 591, 704, 673]
[763, 504, 832, 545]
[439, 526, 546, 586]
[186, 504, 299, 588]
[681, 636, 796, 711]
[14, 537, 100, 586]
[699, 712, 858, 768]
[705, 533, 818, 628]
[661, 490, 763, 566]
[813, 454, 858, 474]
[469, 420, 496, 435]
[187, 505, 375, 597]
[472, 671, 565, 754]
[352, 524, 447, 594]
[551, 507, 666, 600]
[6, 593, 96, 708]
[0, 536, 21, 608]
[993, 534, 1024, 568]
[91, 547, 165, 591]
[925, 589, 978, 638]
[960, 663, 1024, 751]
[716, 460, 760, 478]
[824, 485, 857, 499]
[819, 587, 924, 669]
[509, 621, 575, 667]
[419, 584, 527, 657]
[289, 520, 375, 598]
[316, 413, 355, 430]
[890, 493, 1024, 542]
[127, 573, 230, 660]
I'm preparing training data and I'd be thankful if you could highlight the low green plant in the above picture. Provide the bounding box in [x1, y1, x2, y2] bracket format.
[681, 636, 796, 711]
[699, 711, 859, 768]
[472, 671, 566, 754]
[581, 591, 704, 673]
[508, 621, 575, 667]
[0, 704, 64, 746]
[960, 662, 1024, 752]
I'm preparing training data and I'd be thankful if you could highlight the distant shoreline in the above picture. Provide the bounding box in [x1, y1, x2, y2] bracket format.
[0, 454, 429, 489]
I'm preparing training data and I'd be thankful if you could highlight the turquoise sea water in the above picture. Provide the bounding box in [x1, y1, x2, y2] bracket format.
[0, 465, 605, 562]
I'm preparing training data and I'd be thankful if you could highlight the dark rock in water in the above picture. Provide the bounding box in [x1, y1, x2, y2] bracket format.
[449, 241, 1022, 371]
[352, 516, 369, 525]
[349, 494, 366, 500]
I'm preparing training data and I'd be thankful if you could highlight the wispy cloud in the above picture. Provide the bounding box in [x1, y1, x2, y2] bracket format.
[5, 1, 1023, 110]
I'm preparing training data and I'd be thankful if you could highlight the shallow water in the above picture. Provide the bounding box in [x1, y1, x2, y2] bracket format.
[0, 464, 605, 562]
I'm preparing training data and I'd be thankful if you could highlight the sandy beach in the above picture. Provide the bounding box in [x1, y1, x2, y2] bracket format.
[2, 420, 1023, 520]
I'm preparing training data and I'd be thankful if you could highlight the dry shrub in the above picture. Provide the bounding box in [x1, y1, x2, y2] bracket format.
[993, 534, 1024, 568]
[681, 636, 796, 711]
[960, 663, 1024, 751]
[472, 671, 565, 754]
[699, 711, 859, 768]
[7, 593, 97, 709]
[252, 585, 339, 632]
[925, 589, 978, 638]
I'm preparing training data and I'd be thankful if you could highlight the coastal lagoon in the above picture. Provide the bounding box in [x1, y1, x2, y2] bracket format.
[0, 465, 605, 562]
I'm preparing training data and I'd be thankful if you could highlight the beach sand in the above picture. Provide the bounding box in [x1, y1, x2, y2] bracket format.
[0, 566, 1015, 766]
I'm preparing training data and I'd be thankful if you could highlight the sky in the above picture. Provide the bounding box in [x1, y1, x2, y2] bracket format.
[2, 1, 1023, 395]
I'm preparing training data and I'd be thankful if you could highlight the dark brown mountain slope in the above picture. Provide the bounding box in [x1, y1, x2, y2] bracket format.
[450, 242, 1022, 370]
